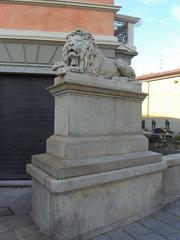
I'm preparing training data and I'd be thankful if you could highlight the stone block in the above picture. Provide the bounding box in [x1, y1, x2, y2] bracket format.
[28, 161, 166, 240]
[123, 222, 152, 237]
[162, 154, 180, 203]
[0, 223, 8, 233]
[47, 134, 148, 159]
[152, 210, 180, 224]
[48, 72, 145, 138]
[31, 151, 161, 179]
[107, 229, 135, 240]
[28, 72, 164, 240]
[135, 233, 167, 240]
[139, 217, 178, 235]
[2, 215, 33, 231]
[0, 231, 19, 240]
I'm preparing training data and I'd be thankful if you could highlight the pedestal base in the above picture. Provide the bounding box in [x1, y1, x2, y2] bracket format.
[27, 153, 165, 240]
[27, 73, 162, 239]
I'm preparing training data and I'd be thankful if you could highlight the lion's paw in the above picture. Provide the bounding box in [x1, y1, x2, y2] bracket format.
[52, 62, 65, 72]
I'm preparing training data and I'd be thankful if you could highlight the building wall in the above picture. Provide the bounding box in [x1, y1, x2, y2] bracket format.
[0, 0, 139, 74]
[142, 76, 180, 119]
[141, 76, 180, 133]
[0, 1, 115, 35]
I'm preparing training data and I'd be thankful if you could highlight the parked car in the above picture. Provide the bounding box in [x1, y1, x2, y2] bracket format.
[153, 128, 174, 139]
[153, 128, 167, 134]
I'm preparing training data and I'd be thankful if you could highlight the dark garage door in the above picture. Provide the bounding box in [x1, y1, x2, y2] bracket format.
[0, 74, 54, 180]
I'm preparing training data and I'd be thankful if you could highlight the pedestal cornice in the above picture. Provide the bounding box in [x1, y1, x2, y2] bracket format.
[48, 72, 146, 101]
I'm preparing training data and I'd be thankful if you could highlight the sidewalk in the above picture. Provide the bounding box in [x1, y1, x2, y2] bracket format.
[1, 187, 180, 240]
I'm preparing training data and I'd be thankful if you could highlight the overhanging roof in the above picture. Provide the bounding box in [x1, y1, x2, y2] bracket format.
[137, 69, 180, 82]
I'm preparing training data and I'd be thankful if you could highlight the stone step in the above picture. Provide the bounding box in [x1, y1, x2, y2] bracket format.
[31, 151, 162, 179]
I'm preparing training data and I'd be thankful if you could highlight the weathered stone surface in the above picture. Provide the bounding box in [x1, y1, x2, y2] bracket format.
[47, 135, 148, 160]
[93, 235, 111, 240]
[152, 209, 180, 223]
[2, 215, 34, 231]
[29, 163, 164, 240]
[45, 72, 148, 160]
[162, 154, 180, 203]
[28, 71, 165, 240]
[48, 73, 145, 138]
[135, 233, 167, 240]
[31, 180, 51, 235]
[28, 162, 166, 193]
[165, 232, 180, 240]
[139, 217, 178, 235]
[31, 151, 161, 179]
[3, 187, 180, 240]
[123, 222, 152, 237]
[0, 224, 8, 233]
[0, 231, 19, 240]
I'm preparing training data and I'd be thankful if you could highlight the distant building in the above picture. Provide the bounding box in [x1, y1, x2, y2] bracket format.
[137, 69, 180, 133]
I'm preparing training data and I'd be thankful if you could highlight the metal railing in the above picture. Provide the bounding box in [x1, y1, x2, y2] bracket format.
[114, 14, 140, 48]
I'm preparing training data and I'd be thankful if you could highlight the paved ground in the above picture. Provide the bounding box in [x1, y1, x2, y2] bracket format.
[1, 188, 180, 240]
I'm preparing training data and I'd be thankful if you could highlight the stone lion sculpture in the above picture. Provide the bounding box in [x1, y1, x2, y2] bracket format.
[53, 29, 135, 80]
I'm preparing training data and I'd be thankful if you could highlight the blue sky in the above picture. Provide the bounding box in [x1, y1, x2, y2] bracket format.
[115, 0, 180, 75]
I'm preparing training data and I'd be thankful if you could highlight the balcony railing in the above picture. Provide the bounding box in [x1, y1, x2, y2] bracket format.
[114, 21, 128, 45]
[114, 14, 140, 49]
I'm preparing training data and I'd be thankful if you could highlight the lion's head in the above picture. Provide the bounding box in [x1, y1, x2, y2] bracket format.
[62, 29, 97, 73]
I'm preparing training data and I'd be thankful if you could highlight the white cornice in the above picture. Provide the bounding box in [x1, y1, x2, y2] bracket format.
[0, 29, 120, 48]
[1, 0, 120, 12]
[115, 14, 140, 24]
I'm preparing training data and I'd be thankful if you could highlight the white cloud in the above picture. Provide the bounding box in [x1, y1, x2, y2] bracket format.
[132, 48, 180, 76]
[171, 6, 180, 21]
[116, 0, 167, 6]
[136, 0, 166, 5]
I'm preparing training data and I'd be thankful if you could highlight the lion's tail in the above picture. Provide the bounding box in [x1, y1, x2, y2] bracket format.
[115, 59, 136, 79]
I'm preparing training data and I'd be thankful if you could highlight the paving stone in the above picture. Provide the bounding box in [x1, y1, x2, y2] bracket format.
[135, 233, 168, 240]
[139, 216, 178, 235]
[168, 200, 180, 208]
[168, 221, 180, 231]
[164, 205, 180, 217]
[107, 229, 135, 240]
[0, 223, 8, 233]
[0, 231, 19, 240]
[0, 207, 15, 217]
[123, 222, 152, 237]
[0, 215, 18, 224]
[2, 214, 34, 231]
[93, 235, 111, 240]
[14, 225, 46, 240]
[152, 210, 180, 223]
[165, 232, 180, 240]
[174, 199, 180, 207]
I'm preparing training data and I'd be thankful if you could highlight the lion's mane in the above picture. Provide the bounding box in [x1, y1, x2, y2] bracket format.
[62, 29, 97, 73]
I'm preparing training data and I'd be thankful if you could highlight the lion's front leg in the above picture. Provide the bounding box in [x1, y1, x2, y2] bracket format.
[69, 66, 81, 73]
[52, 62, 71, 76]
[52, 61, 65, 71]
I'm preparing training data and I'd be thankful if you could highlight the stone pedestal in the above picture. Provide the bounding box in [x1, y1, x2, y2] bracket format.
[27, 73, 164, 240]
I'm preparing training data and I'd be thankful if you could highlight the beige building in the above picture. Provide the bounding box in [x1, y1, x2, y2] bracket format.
[137, 69, 180, 133]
